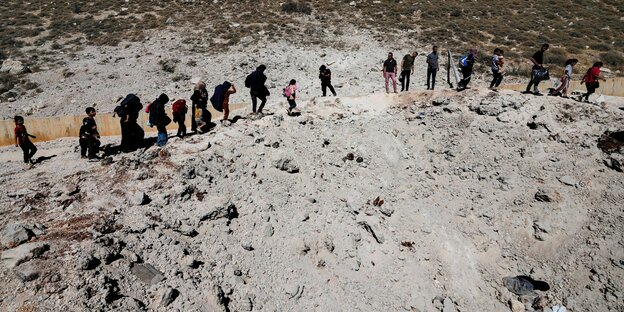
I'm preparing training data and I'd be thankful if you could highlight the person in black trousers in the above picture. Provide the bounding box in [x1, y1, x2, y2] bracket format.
[79, 107, 101, 159]
[319, 65, 337, 96]
[426, 45, 439, 90]
[399, 52, 417, 91]
[246, 65, 270, 115]
[524, 43, 549, 95]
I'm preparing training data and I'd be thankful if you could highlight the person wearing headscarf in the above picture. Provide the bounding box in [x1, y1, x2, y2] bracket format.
[190, 81, 209, 132]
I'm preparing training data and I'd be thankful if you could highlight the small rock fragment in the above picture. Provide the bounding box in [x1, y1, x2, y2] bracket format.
[131, 263, 165, 285]
[14, 262, 41, 282]
[160, 287, 179, 307]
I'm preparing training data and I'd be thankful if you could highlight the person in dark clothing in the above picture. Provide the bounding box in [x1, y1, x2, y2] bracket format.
[149, 93, 171, 147]
[489, 48, 505, 90]
[79, 107, 101, 159]
[458, 48, 477, 90]
[426, 45, 439, 90]
[171, 99, 188, 138]
[190, 81, 209, 132]
[118, 94, 144, 152]
[14, 115, 37, 165]
[383, 52, 398, 93]
[246, 65, 270, 115]
[524, 43, 550, 95]
[399, 52, 417, 92]
[319, 65, 337, 96]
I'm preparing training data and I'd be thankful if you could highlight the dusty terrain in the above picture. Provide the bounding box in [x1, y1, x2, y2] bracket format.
[0, 89, 623, 311]
[1, 1, 624, 312]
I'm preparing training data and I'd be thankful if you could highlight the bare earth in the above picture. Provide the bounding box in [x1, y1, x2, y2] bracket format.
[0, 86, 623, 311]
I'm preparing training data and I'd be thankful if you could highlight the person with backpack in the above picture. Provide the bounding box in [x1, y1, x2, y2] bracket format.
[210, 81, 237, 126]
[148, 93, 171, 147]
[382, 52, 398, 94]
[489, 48, 505, 90]
[524, 43, 550, 95]
[426, 45, 439, 90]
[284, 79, 298, 115]
[245, 65, 269, 115]
[190, 81, 209, 132]
[221, 82, 237, 125]
[399, 52, 417, 92]
[79, 107, 100, 159]
[116, 94, 144, 152]
[581, 62, 605, 103]
[319, 65, 337, 97]
[457, 48, 477, 90]
[14, 115, 37, 166]
[171, 99, 188, 138]
[549, 58, 578, 98]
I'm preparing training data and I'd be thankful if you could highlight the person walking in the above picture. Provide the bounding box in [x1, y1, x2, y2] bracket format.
[79, 107, 101, 159]
[190, 81, 209, 132]
[383, 52, 398, 94]
[458, 48, 477, 90]
[581, 62, 605, 102]
[14, 115, 37, 166]
[221, 82, 237, 125]
[284, 79, 298, 115]
[524, 43, 550, 95]
[245, 65, 270, 115]
[117, 94, 144, 152]
[171, 99, 188, 137]
[549, 58, 578, 98]
[149, 93, 171, 147]
[319, 65, 337, 96]
[426, 45, 439, 90]
[399, 52, 417, 91]
[489, 48, 505, 90]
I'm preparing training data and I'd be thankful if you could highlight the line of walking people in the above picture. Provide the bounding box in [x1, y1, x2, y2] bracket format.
[384, 43, 607, 102]
[12, 44, 609, 166]
[12, 62, 341, 165]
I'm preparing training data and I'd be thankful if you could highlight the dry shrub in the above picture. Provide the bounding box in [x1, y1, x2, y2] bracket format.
[600, 51, 624, 68]
[282, 1, 312, 15]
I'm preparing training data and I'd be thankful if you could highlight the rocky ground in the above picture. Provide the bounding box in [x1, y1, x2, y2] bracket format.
[1, 28, 537, 120]
[0, 88, 623, 311]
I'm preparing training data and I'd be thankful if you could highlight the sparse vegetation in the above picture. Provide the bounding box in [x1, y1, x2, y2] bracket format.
[0, 0, 622, 73]
[601, 51, 624, 68]
[158, 59, 179, 73]
[282, 1, 313, 15]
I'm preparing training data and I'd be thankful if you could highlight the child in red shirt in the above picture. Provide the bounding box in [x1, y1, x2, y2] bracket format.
[14, 115, 37, 164]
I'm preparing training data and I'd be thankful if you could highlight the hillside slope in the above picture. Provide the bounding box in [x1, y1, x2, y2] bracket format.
[0, 89, 623, 311]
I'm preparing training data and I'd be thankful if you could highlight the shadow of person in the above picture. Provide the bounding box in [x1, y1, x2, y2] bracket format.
[230, 115, 246, 124]
[33, 155, 57, 164]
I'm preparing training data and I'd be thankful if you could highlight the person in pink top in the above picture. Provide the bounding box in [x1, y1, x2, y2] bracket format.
[285, 79, 298, 115]
[581, 62, 605, 102]
[382, 52, 398, 94]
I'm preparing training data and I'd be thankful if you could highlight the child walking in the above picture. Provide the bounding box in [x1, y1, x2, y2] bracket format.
[79, 107, 101, 159]
[285, 79, 298, 115]
[14, 116, 37, 165]
[549, 59, 578, 98]
[172, 99, 188, 137]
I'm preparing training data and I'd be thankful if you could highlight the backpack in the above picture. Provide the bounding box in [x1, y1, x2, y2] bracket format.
[147, 100, 158, 127]
[172, 99, 187, 114]
[244, 73, 253, 88]
[460, 55, 469, 67]
[115, 94, 142, 118]
[210, 84, 226, 112]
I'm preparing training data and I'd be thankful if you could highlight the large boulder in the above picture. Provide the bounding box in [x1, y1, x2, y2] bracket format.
[1, 242, 49, 268]
[0, 59, 31, 75]
[1, 223, 34, 248]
